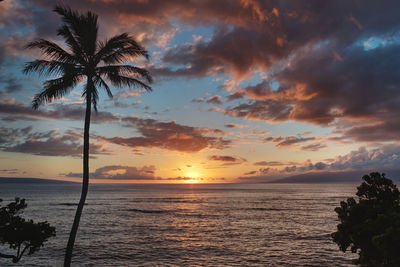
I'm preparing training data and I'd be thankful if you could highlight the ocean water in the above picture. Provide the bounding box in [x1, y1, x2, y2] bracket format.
[0, 183, 357, 266]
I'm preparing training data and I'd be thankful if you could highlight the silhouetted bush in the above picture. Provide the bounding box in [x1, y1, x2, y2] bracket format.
[0, 198, 55, 263]
[332, 172, 400, 266]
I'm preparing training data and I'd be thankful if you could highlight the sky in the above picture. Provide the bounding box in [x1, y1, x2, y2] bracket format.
[1, 0, 400, 183]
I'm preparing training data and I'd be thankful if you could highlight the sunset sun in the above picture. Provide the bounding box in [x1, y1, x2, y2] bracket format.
[183, 170, 202, 183]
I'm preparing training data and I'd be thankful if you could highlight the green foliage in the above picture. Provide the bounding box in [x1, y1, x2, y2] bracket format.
[332, 172, 400, 266]
[0, 198, 56, 263]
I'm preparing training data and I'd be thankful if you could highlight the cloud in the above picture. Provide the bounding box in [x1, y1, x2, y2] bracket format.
[219, 39, 400, 142]
[242, 145, 400, 180]
[5, 0, 400, 78]
[222, 100, 293, 122]
[335, 121, 400, 143]
[224, 123, 246, 128]
[22, 1, 390, 144]
[4, 1, 400, 131]
[8, 0, 280, 66]
[0, 99, 119, 123]
[253, 161, 288, 166]
[100, 117, 230, 152]
[192, 95, 223, 105]
[209, 155, 238, 162]
[226, 91, 245, 101]
[64, 165, 214, 181]
[0, 74, 23, 94]
[152, 1, 400, 79]
[327, 146, 400, 171]
[209, 155, 247, 165]
[65, 165, 156, 180]
[2, 1, 400, 163]
[4, 0, 385, 81]
[206, 95, 223, 105]
[242, 159, 328, 179]
[300, 143, 327, 151]
[0, 127, 109, 157]
[264, 135, 326, 151]
[245, 129, 270, 136]
[0, 168, 19, 174]
[191, 97, 205, 103]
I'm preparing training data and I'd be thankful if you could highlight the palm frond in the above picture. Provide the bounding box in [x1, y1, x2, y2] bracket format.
[91, 88, 99, 112]
[95, 33, 149, 64]
[93, 75, 113, 98]
[57, 25, 85, 63]
[54, 5, 98, 57]
[23, 60, 81, 77]
[97, 65, 152, 83]
[25, 39, 77, 63]
[106, 72, 152, 91]
[32, 75, 82, 109]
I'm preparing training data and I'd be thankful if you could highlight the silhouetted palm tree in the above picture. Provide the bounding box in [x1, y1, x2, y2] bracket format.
[24, 5, 152, 267]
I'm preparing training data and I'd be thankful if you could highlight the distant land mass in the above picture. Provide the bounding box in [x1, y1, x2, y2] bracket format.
[0, 177, 76, 184]
[270, 171, 400, 183]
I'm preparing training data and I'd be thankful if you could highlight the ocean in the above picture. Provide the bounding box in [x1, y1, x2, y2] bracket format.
[0, 183, 357, 266]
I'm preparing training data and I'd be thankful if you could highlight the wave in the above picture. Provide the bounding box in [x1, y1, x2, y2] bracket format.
[51, 202, 79, 206]
[127, 208, 168, 213]
[246, 207, 288, 211]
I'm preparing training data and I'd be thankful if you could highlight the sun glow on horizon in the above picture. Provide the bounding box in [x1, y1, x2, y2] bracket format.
[182, 170, 203, 183]
[185, 170, 200, 179]
[183, 178, 200, 184]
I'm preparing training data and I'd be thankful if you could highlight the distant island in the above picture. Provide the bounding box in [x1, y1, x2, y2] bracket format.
[269, 171, 400, 183]
[0, 177, 76, 184]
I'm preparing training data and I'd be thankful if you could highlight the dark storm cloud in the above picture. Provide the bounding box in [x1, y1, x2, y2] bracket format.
[100, 117, 231, 153]
[0, 99, 119, 123]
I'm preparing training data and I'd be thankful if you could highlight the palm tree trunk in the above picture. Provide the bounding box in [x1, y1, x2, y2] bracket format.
[64, 88, 92, 267]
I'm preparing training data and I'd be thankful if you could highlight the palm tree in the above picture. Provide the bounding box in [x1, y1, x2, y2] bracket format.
[23, 5, 152, 267]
